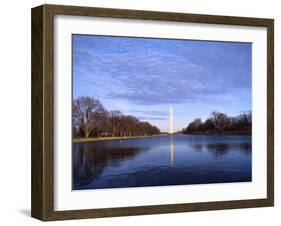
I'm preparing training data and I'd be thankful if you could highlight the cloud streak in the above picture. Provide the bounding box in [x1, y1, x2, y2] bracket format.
[73, 35, 252, 107]
[131, 110, 169, 116]
[137, 116, 167, 121]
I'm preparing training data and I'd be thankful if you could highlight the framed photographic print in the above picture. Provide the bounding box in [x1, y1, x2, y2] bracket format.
[31, 4, 274, 221]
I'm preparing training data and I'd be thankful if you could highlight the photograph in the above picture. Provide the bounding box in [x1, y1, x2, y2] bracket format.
[72, 34, 252, 190]
[30, 4, 274, 220]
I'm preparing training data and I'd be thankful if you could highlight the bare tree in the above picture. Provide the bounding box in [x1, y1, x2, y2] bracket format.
[210, 111, 228, 133]
[73, 96, 106, 138]
[109, 111, 123, 137]
[204, 119, 215, 133]
[183, 111, 252, 135]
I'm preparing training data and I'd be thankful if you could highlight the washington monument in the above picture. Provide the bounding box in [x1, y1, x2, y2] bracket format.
[169, 105, 173, 134]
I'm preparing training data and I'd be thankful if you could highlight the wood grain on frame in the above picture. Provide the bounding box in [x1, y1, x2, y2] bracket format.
[31, 4, 274, 221]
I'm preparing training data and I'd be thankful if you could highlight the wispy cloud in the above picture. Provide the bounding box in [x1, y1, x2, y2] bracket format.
[73, 35, 251, 106]
[131, 110, 169, 116]
[137, 116, 167, 121]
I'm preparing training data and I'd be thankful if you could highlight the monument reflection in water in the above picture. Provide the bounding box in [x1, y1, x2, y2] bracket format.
[72, 135, 252, 190]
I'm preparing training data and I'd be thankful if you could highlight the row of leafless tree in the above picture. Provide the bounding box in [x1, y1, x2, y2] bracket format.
[73, 96, 161, 138]
[182, 111, 252, 135]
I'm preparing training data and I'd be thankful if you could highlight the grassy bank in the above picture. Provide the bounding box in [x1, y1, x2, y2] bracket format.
[73, 134, 165, 143]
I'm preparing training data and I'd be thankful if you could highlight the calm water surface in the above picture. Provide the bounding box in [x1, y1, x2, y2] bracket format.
[72, 135, 252, 190]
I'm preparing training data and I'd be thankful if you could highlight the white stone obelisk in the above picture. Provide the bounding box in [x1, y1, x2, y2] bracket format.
[169, 105, 173, 134]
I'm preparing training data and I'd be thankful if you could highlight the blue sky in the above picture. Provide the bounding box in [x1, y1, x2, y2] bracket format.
[73, 35, 252, 132]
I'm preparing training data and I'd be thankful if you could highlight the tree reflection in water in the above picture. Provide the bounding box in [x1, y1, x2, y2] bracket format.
[188, 142, 252, 158]
[72, 141, 147, 188]
[192, 143, 204, 152]
[206, 143, 252, 157]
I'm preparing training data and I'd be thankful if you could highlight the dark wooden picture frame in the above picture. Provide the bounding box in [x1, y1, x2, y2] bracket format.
[31, 4, 274, 221]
